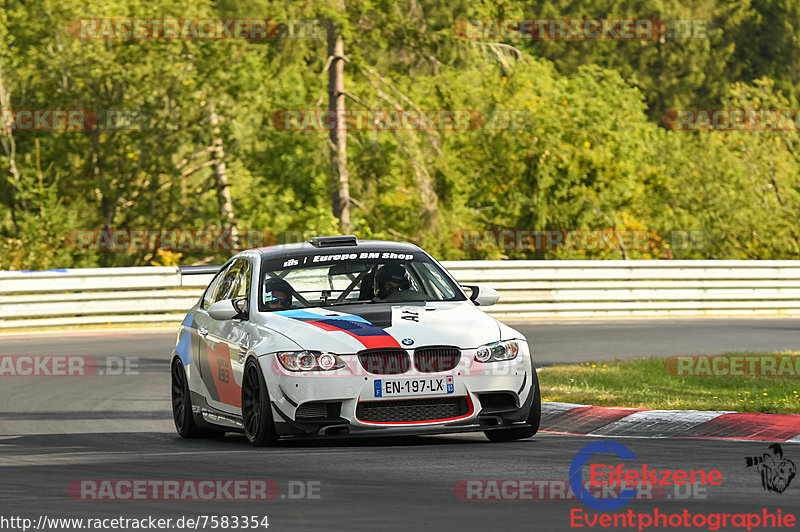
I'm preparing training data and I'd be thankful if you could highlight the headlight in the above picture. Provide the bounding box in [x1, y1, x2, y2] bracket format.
[317, 353, 338, 370]
[277, 351, 345, 372]
[474, 340, 519, 363]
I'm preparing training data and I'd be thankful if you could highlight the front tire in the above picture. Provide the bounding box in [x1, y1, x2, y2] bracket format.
[242, 358, 278, 447]
[484, 370, 541, 442]
[171, 357, 224, 439]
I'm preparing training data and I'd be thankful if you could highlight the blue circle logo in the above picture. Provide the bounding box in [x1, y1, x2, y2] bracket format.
[401, 338, 414, 346]
[569, 441, 639, 511]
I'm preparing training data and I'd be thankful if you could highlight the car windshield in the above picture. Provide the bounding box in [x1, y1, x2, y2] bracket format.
[258, 251, 465, 312]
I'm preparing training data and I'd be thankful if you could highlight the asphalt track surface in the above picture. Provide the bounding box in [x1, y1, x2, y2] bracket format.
[1, 319, 799, 531]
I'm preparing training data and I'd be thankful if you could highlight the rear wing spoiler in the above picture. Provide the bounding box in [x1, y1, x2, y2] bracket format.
[178, 265, 223, 275]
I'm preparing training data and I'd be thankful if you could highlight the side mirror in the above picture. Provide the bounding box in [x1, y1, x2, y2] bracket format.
[208, 298, 248, 320]
[463, 285, 499, 307]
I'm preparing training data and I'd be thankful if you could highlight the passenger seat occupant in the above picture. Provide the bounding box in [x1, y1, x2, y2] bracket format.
[263, 278, 293, 310]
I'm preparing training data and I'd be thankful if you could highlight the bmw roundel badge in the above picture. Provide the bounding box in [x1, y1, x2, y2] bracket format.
[402, 338, 414, 346]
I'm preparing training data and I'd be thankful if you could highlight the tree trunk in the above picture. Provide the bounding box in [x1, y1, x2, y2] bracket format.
[416, 162, 439, 237]
[327, 9, 351, 233]
[0, 58, 22, 232]
[209, 103, 237, 235]
[394, 137, 439, 238]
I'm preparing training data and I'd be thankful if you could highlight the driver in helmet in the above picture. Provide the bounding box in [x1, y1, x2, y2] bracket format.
[263, 278, 293, 310]
[375, 263, 412, 299]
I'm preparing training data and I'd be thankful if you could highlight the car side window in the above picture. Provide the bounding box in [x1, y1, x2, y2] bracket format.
[214, 262, 240, 303]
[232, 260, 251, 299]
[202, 266, 227, 309]
[210, 259, 251, 306]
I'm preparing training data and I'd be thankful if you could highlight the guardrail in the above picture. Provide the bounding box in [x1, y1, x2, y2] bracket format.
[2, 260, 800, 329]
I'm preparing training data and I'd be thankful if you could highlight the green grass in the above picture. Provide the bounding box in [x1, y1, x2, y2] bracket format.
[538, 352, 800, 414]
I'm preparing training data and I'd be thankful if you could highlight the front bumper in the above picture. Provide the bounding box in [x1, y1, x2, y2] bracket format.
[258, 343, 535, 438]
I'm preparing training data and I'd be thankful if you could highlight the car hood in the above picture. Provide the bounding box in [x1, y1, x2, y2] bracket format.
[260, 301, 504, 352]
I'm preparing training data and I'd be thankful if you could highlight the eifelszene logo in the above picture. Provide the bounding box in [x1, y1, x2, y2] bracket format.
[745, 444, 796, 494]
[570, 441, 639, 511]
[569, 440, 723, 512]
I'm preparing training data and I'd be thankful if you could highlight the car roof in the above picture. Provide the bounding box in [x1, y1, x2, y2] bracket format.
[252, 238, 424, 261]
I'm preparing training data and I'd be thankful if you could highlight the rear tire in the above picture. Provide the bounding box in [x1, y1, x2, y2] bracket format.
[171, 357, 225, 439]
[242, 358, 278, 447]
[484, 370, 541, 442]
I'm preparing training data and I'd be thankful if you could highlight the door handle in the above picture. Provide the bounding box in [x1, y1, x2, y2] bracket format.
[198, 327, 209, 337]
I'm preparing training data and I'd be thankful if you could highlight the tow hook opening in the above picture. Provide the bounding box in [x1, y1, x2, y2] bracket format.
[323, 425, 350, 435]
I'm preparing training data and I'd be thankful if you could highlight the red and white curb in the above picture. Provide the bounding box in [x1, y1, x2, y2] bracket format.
[541, 402, 800, 443]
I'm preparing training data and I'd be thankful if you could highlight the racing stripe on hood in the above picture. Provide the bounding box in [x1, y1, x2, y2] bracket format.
[322, 304, 394, 328]
[274, 309, 401, 349]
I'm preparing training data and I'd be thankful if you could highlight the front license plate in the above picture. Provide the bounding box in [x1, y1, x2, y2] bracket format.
[374, 376, 454, 398]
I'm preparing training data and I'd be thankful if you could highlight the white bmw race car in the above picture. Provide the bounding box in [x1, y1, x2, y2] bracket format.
[171, 235, 540, 446]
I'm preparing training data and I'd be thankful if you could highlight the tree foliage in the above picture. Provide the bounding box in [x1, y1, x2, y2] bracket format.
[1, 0, 799, 268]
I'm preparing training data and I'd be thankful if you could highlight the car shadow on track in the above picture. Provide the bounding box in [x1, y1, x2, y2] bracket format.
[0, 431, 542, 454]
[221, 432, 541, 448]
